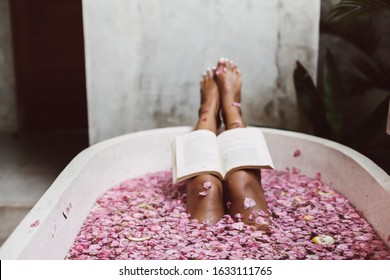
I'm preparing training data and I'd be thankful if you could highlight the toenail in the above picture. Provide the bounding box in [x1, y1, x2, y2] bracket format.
[231, 102, 241, 108]
[223, 67, 227, 73]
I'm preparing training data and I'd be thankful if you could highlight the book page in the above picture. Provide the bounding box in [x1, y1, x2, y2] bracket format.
[174, 130, 223, 182]
[217, 127, 274, 176]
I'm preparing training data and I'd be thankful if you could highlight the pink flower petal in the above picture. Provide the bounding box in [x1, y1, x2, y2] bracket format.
[255, 216, 269, 225]
[293, 149, 301, 157]
[234, 213, 243, 220]
[65, 169, 390, 260]
[232, 222, 245, 231]
[243, 197, 256, 209]
[258, 210, 269, 217]
[203, 182, 212, 190]
[30, 220, 40, 228]
[199, 191, 207, 197]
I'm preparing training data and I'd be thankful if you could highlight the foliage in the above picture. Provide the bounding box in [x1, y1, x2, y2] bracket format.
[293, 0, 390, 173]
[294, 58, 389, 146]
[330, 0, 390, 22]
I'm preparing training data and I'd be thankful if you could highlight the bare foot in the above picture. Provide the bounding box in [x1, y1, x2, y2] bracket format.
[195, 69, 221, 132]
[213, 58, 245, 129]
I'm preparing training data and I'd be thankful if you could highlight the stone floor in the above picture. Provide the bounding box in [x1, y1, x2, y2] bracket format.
[0, 132, 88, 246]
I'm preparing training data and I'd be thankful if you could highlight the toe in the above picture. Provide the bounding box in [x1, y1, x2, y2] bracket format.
[231, 60, 238, 69]
[216, 58, 226, 74]
[218, 57, 226, 65]
[207, 68, 213, 80]
[224, 59, 232, 70]
[202, 71, 207, 81]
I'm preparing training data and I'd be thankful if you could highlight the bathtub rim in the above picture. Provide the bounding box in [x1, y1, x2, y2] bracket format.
[0, 126, 388, 259]
[261, 127, 390, 190]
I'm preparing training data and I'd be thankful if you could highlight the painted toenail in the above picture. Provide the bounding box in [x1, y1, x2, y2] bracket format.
[231, 102, 241, 108]
[223, 67, 227, 73]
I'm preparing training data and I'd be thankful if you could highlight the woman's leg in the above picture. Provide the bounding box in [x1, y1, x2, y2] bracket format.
[185, 69, 224, 224]
[214, 59, 270, 229]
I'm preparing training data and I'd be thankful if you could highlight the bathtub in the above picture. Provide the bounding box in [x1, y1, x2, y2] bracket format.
[0, 126, 389, 259]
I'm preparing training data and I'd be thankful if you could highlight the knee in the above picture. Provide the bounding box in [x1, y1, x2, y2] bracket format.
[225, 170, 261, 189]
[188, 174, 223, 192]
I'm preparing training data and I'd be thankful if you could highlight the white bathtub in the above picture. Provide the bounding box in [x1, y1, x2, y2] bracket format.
[0, 126, 389, 259]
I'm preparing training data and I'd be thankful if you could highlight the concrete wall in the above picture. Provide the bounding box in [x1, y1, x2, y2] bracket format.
[0, 0, 17, 133]
[83, 0, 321, 144]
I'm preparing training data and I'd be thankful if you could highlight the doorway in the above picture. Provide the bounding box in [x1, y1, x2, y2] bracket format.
[10, 0, 88, 134]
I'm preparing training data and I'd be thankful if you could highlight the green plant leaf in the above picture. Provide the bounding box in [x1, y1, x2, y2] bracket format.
[293, 61, 329, 136]
[330, 0, 390, 22]
[353, 57, 390, 92]
[353, 95, 390, 147]
[320, 19, 381, 55]
[323, 49, 345, 141]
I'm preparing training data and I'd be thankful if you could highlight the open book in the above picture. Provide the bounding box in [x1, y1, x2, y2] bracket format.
[172, 127, 274, 184]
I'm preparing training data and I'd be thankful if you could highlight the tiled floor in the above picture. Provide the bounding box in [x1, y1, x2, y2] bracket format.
[0, 132, 88, 246]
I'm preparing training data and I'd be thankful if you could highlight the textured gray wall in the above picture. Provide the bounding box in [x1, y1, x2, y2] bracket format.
[0, 0, 17, 133]
[83, 0, 321, 144]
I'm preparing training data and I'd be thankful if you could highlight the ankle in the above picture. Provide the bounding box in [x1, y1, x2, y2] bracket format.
[223, 113, 245, 129]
